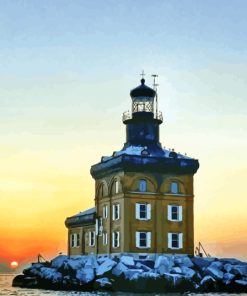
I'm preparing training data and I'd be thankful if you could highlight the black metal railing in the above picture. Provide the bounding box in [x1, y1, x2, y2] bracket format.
[122, 110, 163, 122]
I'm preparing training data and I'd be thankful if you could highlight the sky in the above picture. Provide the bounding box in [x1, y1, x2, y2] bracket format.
[0, 0, 246, 268]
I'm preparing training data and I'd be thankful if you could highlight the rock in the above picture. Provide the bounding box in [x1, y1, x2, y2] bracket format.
[120, 255, 135, 267]
[124, 269, 143, 280]
[136, 262, 152, 272]
[199, 275, 217, 291]
[179, 256, 194, 268]
[51, 255, 68, 269]
[40, 267, 62, 283]
[224, 263, 233, 273]
[231, 265, 247, 276]
[235, 279, 247, 286]
[191, 257, 214, 269]
[205, 266, 224, 280]
[76, 267, 95, 283]
[67, 257, 87, 270]
[223, 272, 235, 284]
[171, 267, 182, 274]
[112, 262, 128, 276]
[12, 275, 38, 288]
[96, 258, 117, 276]
[155, 256, 174, 274]
[181, 266, 196, 279]
[85, 256, 99, 269]
[131, 271, 160, 280]
[234, 280, 247, 292]
[95, 277, 112, 288]
[209, 261, 223, 270]
[163, 273, 186, 285]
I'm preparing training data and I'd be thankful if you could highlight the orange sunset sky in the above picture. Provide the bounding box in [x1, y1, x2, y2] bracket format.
[0, 1, 247, 269]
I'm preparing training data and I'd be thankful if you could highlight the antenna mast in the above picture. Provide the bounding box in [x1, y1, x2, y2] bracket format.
[152, 74, 159, 117]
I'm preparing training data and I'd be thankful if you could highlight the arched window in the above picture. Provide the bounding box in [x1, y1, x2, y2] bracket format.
[139, 179, 147, 192]
[110, 179, 121, 195]
[170, 181, 179, 194]
[98, 183, 107, 198]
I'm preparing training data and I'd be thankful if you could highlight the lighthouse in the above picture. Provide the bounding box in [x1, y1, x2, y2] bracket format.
[65, 77, 199, 258]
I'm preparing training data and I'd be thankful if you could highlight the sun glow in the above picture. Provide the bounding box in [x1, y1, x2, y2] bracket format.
[10, 261, 18, 268]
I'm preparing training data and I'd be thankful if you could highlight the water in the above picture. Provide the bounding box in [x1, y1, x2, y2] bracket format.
[0, 274, 246, 296]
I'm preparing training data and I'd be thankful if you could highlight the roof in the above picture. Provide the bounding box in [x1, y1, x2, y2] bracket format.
[65, 207, 96, 229]
[130, 79, 156, 98]
[101, 145, 193, 162]
[75, 207, 96, 217]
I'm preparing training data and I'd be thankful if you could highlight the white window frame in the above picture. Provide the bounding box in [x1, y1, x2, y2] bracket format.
[168, 205, 182, 221]
[89, 231, 95, 247]
[70, 233, 80, 248]
[136, 203, 151, 220]
[112, 203, 120, 221]
[136, 231, 151, 248]
[168, 232, 183, 249]
[139, 179, 147, 192]
[103, 205, 108, 219]
[103, 232, 108, 245]
[171, 181, 179, 194]
[112, 231, 120, 248]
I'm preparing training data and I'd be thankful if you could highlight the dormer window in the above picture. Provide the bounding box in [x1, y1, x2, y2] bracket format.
[171, 181, 179, 194]
[139, 179, 147, 192]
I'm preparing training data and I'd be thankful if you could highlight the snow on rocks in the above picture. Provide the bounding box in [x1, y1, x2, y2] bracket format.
[96, 258, 116, 276]
[155, 255, 174, 274]
[223, 272, 235, 284]
[95, 277, 112, 288]
[112, 262, 128, 276]
[205, 265, 224, 280]
[51, 255, 68, 269]
[76, 267, 94, 283]
[120, 255, 135, 267]
[181, 266, 196, 279]
[40, 267, 62, 283]
[13, 254, 247, 293]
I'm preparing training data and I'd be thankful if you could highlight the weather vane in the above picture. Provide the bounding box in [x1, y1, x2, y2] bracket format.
[151, 74, 159, 90]
[140, 70, 145, 79]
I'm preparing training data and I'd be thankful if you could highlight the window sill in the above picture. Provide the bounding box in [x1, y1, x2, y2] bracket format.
[136, 218, 150, 221]
[168, 247, 182, 250]
[168, 219, 182, 222]
[136, 246, 151, 249]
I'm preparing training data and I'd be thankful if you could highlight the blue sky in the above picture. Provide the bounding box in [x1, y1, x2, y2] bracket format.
[0, 0, 247, 262]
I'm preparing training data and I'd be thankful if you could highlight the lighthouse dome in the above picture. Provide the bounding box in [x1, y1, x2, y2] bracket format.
[130, 79, 156, 98]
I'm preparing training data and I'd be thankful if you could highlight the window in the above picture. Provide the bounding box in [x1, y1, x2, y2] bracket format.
[112, 204, 120, 220]
[112, 231, 120, 248]
[70, 233, 80, 248]
[103, 205, 108, 219]
[168, 205, 182, 221]
[70, 234, 75, 247]
[98, 183, 107, 198]
[89, 231, 95, 246]
[136, 231, 151, 248]
[103, 232, 108, 245]
[76, 234, 80, 246]
[139, 179, 147, 192]
[136, 203, 151, 220]
[115, 180, 119, 194]
[171, 182, 179, 194]
[168, 233, 183, 249]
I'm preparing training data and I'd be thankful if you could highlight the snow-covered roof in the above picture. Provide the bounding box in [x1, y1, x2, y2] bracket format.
[101, 145, 192, 162]
[75, 207, 96, 217]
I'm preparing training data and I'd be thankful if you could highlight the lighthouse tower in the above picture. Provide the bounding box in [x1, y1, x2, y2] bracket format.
[65, 77, 199, 258]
